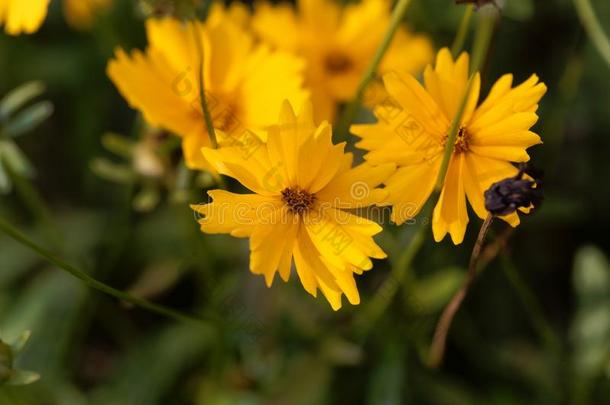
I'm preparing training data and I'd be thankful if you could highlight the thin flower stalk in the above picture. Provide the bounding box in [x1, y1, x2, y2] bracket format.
[0, 217, 217, 332]
[335, 0, 413, 137]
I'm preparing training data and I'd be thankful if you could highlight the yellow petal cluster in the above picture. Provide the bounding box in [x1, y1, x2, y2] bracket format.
[0, 0, 112, 35]
[252, 0, 434, 122]
[352, 48, 546, 244]
[0, 0, 50, 35]
[192, 101, 394, 310]
[107, 4, 309, 173]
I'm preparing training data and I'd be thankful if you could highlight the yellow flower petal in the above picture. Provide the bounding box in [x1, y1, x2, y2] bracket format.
[1, 0, 50, 35]
[383, 70, 449, 138]
[249, 207, 299, 287]
[424, 48, 471, 121]
[192, 190, 282, 237]
[432, 154, 469, 244]
[315, 162, 395, 208]
[385, 159, 441, 224]
[107, 48, 203, 143]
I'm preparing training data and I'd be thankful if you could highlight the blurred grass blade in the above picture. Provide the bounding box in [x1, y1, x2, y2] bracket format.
[5, 369, 40, 386]
[408, 267, 465, 315]
[3, 101, 53, 138]
[0, 139, 36, 178]
[0, 81, 46, 122]
[573, 0, 610, 69]
[90, 158, 136, 184]
[504, 0, 534, 21]
[0, 160, 11, 194]
[101, 132, 134, 158]
[133, 185, 160, 212]
[8, 331, 31, 355]
[570, 245, 610, 377]
[366, 338, 405, 405]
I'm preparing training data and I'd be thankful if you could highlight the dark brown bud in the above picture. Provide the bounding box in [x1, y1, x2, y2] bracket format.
[484, 165, 543, 216]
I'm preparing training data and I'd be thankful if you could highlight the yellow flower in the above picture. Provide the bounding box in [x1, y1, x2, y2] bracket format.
[352, 48, 546, 244]
[63, 0, 112, 31]
[0, 0, 111, 35]
[0, 0, 50, 35]
[252, 0, 433, 123]
[192, 101, 394, 310]
[107, 5, 308, 173]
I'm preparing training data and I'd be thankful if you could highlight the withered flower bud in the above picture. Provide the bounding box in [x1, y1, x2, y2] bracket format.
[484, 166, 543, 216]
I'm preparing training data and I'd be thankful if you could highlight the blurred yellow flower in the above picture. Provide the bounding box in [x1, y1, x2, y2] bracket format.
[107, 5, 308, 173]
[0, 0, 111, 34]
[192, 101, 394, 310]
[63, 0, 112, 31]
[0, 0, 50, 35]
[252, 0, 434, 123]
[352, 48, 546, 244]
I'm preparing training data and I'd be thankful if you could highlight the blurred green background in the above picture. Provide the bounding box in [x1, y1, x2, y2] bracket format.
[1, 0, 610, 404]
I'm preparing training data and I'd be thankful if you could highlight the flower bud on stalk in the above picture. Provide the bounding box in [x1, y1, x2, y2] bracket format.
[484, 166, 543, 216]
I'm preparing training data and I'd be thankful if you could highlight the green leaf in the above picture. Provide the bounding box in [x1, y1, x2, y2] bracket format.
[503, 0, 535, 21]
[9, 331, 32, 355]
[133, 185, 160, 212]
[3, 101, 54, 138]
[101, 132, 134, 158]
[0, 341, 13, 383]
[570, 245, 610, 377]
[0, 140, 35, 178]
[366, 339, 405, 405]
[408, 267, 465, 314]
[0, 81, 46, 122]
[5, 369, 40, 386]
[90, 324, 211, 405]
[0, 160, 11, 194]
[90, 158, 136, 184]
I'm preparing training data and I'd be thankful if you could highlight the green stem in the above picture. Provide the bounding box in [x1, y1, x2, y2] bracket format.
[469, 5, 498, 76]
[451, 4, 474, 57]
[5, 163, 62, 248]
[573, 0, 610, 69]
[434, 6, 497, 192]
[354, 214, 427, 337]
[428, 214, 493, 368]
[335, 0, 412, 138]
[0, 216, 217, 331]
[434, 75, 475, 191]
[190, 23, 218, 149]
[500, 253, 561, 354]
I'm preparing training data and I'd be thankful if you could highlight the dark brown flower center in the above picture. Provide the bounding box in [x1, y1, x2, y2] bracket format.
[281, 187, 315, 215]
[324, 52, 353, 75]
[453, 127, 470, 154]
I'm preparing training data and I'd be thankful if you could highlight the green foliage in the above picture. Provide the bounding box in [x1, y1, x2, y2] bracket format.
[0, 0, 610, 403]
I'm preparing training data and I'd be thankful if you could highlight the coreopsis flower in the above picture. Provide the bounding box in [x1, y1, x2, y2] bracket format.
[0, 0, 112, 35]
[191, 101, 394, 310]
[252, 0, 434, 122]
[107, 5, 308, 173]
[352, 48, 546, 244]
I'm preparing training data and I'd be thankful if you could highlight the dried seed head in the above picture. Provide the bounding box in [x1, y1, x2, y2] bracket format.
[484, 165, 543, 216]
